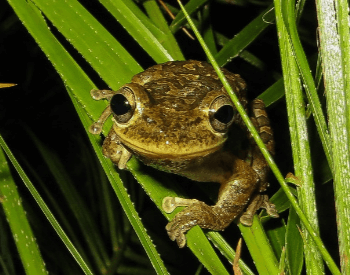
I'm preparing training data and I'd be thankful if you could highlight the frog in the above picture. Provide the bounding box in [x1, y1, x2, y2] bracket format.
[89, 60, 279, 248]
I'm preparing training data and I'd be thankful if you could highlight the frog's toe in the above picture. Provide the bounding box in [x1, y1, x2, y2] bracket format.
[165, 209, 200, 248]
[239, 194, 279, 226]
[261, 197, 279, 218]
[239, 213, 254, 226]
[166, 219, 190, 248]
[175, 233, 187, 248]
[102, 130, 133, 169]
[162, 197, 200, 213]
[165, 201, 218, 247]
[168, 230, 186, 248]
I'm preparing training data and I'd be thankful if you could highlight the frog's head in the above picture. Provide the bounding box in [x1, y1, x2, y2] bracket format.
[89, 60, 246, 163]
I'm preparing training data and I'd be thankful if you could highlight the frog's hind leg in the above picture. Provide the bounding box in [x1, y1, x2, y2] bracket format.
[163, 159, 260, 248]
[238, 99, 278, 225]
[249, 98, 274, 184]
[239, 194, 279, 226]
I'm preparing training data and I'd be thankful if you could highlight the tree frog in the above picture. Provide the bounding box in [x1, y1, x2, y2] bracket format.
[89, 60, 278, 248]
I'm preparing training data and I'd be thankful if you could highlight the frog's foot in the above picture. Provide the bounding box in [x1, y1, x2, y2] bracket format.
[163, 197, 238, 248]
[164, 199, 223, 248]
[239, 194, 279, 226]
[102, 129, 132, 169]
[89, 89, 116, 135]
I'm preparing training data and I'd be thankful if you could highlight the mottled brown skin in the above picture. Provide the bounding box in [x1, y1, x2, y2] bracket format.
[89, 60, 278, 248]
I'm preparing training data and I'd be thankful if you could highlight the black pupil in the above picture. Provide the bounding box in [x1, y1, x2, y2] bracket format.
[214, 105, 234, 124]
[110, 94, 131, 115]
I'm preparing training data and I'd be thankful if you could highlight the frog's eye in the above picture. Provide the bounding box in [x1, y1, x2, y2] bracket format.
[209, 96, 235, 132]
[110, 87, 136, 124]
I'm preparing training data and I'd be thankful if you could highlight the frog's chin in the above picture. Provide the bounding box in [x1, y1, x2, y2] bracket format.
[118, 136, 224, 159]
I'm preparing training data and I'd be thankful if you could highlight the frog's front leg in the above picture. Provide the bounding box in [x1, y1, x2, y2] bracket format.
[102, 128, 132, 170]
[163, 159, 259, 248]
[88, 89, 133, 169]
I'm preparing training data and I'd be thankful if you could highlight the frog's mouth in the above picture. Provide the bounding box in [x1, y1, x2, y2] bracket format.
[117, 134, 225, 159]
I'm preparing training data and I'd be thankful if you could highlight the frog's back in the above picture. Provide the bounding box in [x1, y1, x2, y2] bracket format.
[131, 60, 247, 112]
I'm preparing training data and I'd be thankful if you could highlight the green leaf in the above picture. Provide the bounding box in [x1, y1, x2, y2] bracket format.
[170, 0, 208, 33]
[31, 0, 142, 89]
[258, 78, 285, 107]
[239, 217, 279, 275]
[206, 232, 255, 275]
[214, 5, 275, 66]
[315, 0, 350, 271]
[264, 219, 286, 260]
[99, 0, 183, 63]
[281, 0, 332, 169]
[0, 134, 93, 275]
[285, 207, 303, 275]
[201, 2, 218, 55]
[0, 145, 47, 275]
[143, 0, 185, 61]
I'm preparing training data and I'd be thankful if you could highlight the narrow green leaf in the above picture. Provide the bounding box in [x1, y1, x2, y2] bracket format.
[170, 0, 208, 33]
[279, 247, 286, 274]
[258, 78, 285, 107]
[238, 50, 266, 71]
[0, 147, 47, 275]
[0, 135, 93, 275]
[335, 0, 350, 129]
[282, 0, 333, 170]
[202, 3, 217, 55]
[264, 219, 286, 260]
[214, 5, 275, 66]
[34, 143, 109, 270]
[206, 232, 255, 275]
[281, 1, 325, 272]
[285, 207, 303, 275]
[239, 217, 279, 275]
[99, 0, 176, 63]
[31, 0, 142, 88]
[142, 0, 185, 61]
[315, 0, 350, 272]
